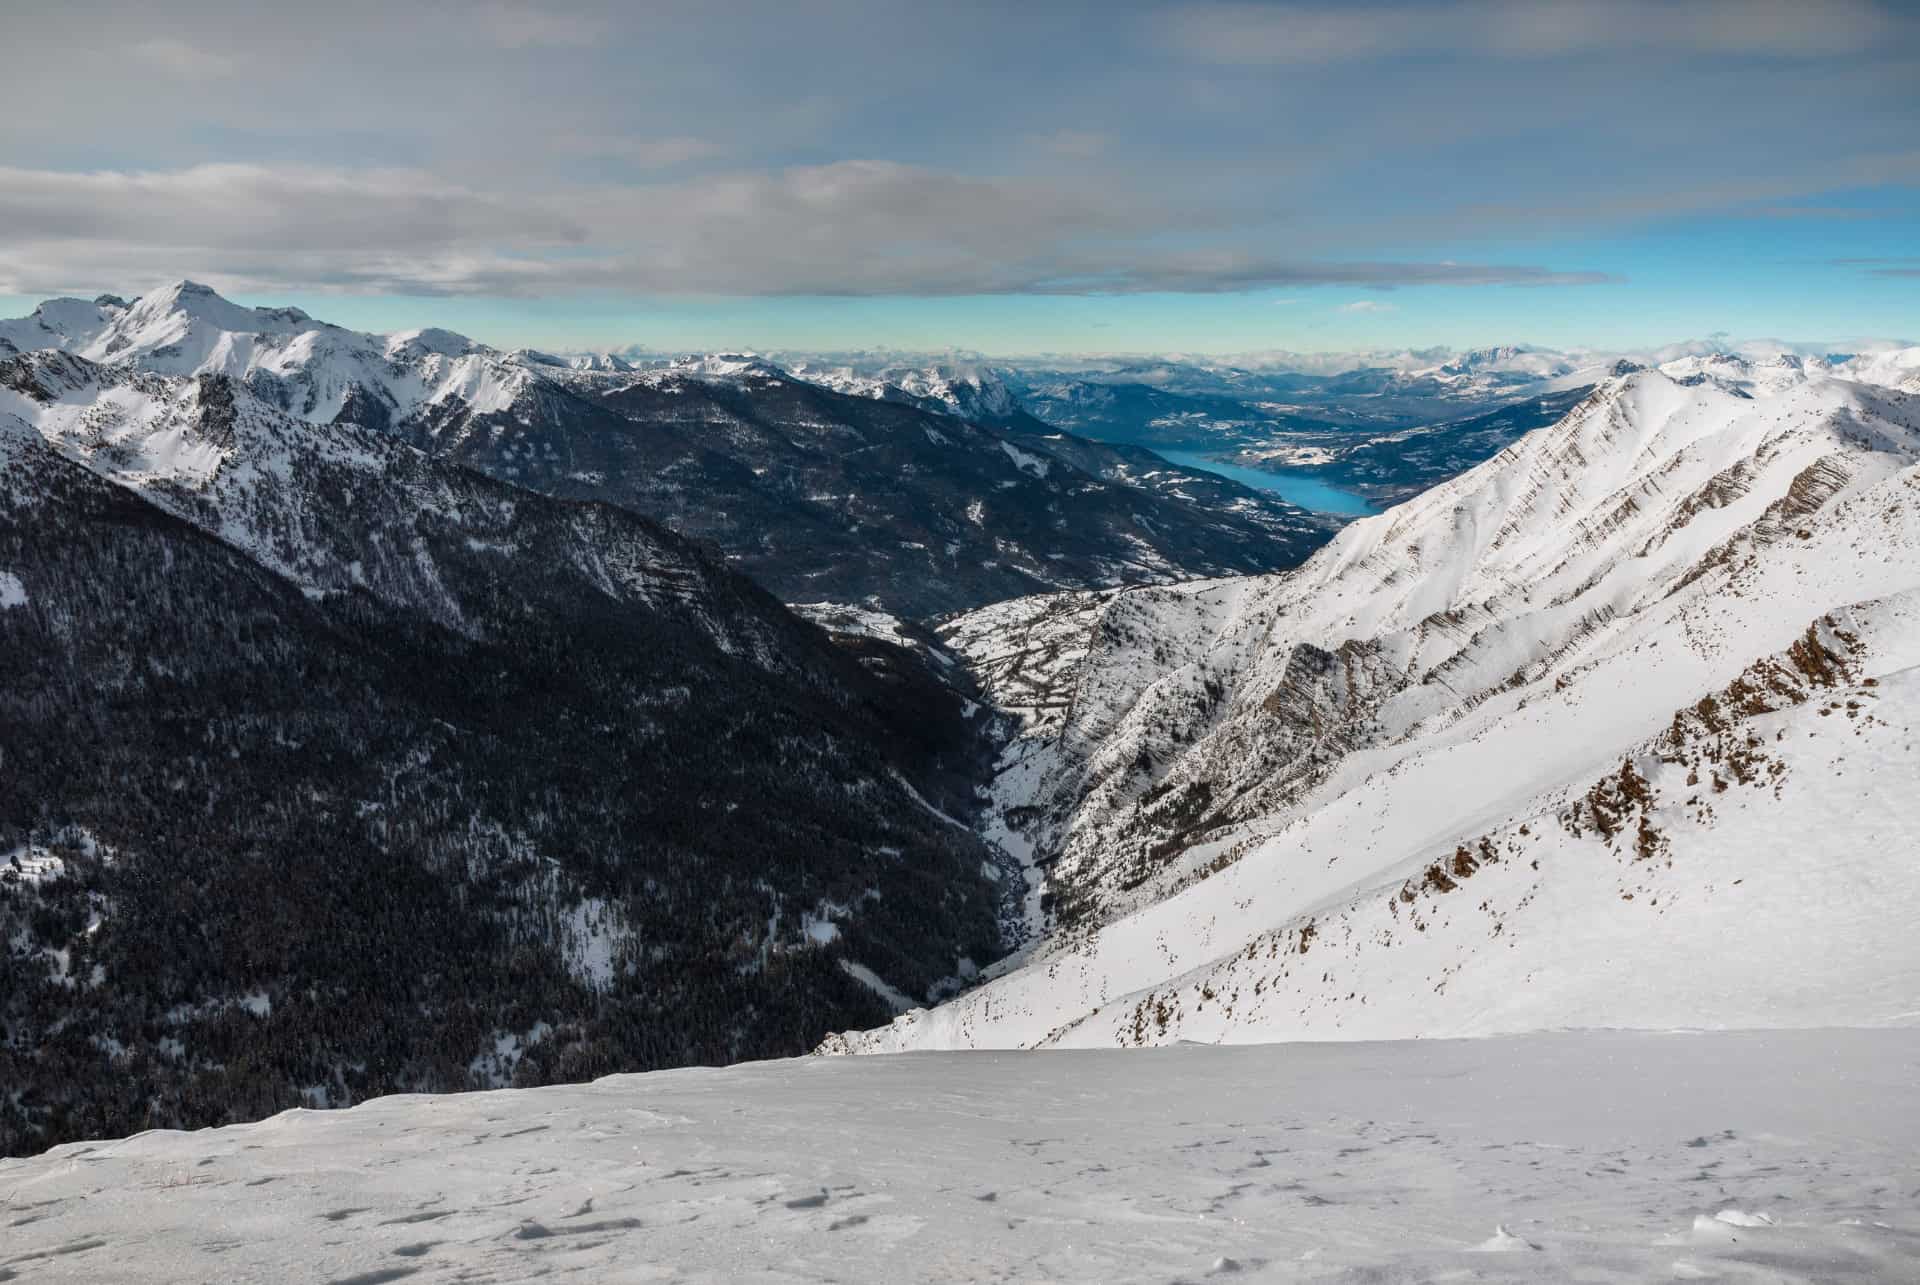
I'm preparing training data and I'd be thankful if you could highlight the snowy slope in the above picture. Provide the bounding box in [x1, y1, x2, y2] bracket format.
[4, 1028, 1916, 1283]
[833, 354, 1920, 1052]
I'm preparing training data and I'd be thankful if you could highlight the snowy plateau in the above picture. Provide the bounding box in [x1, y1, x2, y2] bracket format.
[2, 280, 1919, 1282]
[3, 1030, 1917, 1282]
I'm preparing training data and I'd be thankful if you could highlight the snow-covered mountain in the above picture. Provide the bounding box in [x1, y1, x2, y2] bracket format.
[0, 280, 529, 431]
[782, 358, 1026, 425]
[0, 343, 1016, 1156]
[0, 284, 1330, 618]
[831, 348, 1920, 1053]
[927, 340, 1912, 456]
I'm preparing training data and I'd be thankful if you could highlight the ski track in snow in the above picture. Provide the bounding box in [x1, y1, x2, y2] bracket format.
[3, 1029, 1917, 1283]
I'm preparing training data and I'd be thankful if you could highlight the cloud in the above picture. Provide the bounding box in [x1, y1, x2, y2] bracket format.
[0, 164, 584, 252]
[0, 160, 1618, 299]
[554, 135, 729, 168]
[1834, 256, 1920, 279]
[1028, 130, 1113, 159]
[463, 1, 608, 49]
[1337, 300, 1397, 314]
[1419, 151, 1920, 237]
[1159, 1, 1899, 63]
[1740, 205, 1910, 221]
[131, 37, 235, 78]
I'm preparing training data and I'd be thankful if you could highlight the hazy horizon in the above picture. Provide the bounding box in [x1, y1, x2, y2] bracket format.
[3, 276, 1912, 364]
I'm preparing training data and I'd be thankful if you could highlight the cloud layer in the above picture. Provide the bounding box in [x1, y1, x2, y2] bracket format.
[0, 0, 1914, 326]
[0, 161, 1614, 298]
[1162, 0, 1895, 63]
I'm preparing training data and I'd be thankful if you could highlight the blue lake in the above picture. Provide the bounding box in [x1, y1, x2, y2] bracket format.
[1154, 448, 1377, 517]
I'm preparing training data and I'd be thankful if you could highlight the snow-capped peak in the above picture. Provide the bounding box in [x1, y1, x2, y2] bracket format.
[567, 352, 633, 373]
[0, 283, 531, 431]
[662, 352, 789, 382]
[388, 327, 483, 360]
[0, 295, 126, 355]
[504, 346, 572, 368]
[782, 359, 1024, 423]
[116, 279, 317, 343]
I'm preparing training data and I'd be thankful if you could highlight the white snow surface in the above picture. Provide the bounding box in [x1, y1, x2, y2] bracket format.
[0, 569, 24, 608]
[3, 1028, 1916, 1283]
[788, 601, 919, 648]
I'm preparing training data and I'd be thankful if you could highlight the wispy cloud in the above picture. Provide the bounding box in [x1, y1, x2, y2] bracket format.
[1338, 300, 1397, 314]
[1740, 205, 1910, 221]
[1028, 130, 1113, 159]
[0, 164, 584, 252]
[1834, 256, 1920, 278]
[0, 161, 1617, 299]
[554, 135, 729, 168]
[1160, 0, 1900, 64]
[131, 37, 234, 78]
[463, 1, 608, 49]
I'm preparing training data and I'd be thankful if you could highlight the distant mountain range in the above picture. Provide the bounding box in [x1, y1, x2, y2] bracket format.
[645, 339, 1915, 511]
[0, 285, 1332, 620]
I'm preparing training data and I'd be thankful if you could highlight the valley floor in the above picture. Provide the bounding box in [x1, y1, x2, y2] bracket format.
[3, 1028, 1917, 1283]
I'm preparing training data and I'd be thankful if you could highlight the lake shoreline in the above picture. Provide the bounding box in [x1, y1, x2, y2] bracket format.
[1152, 446, 1378, 517]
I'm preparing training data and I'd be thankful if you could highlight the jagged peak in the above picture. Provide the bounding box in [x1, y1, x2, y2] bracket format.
[660, 352, 789, 382]
[566, 352, 633, 373]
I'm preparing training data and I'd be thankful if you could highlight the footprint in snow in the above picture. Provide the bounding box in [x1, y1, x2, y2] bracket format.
[1471, 1224, 1540, 1252]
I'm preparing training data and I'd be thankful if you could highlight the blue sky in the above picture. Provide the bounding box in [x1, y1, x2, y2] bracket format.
[2, 0, 1915, 354]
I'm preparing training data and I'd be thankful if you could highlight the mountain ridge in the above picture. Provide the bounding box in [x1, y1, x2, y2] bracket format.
[0, 282, 1332, 619]
[0, 342, 1014, 1156]
[828, 351, 1920, 1053]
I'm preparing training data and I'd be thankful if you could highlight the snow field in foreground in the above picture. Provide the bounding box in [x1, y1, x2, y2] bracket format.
[3, 1028, 1917, 1282]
